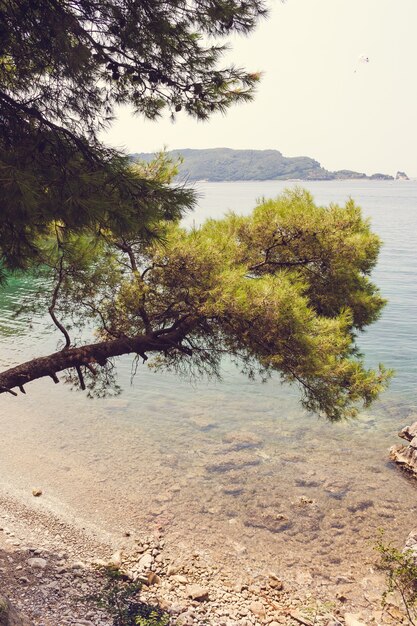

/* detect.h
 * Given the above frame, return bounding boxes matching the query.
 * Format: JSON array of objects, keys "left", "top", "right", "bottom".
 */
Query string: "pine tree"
[{"left": 0, "top": 0, "right": 265, "bottom": 274}]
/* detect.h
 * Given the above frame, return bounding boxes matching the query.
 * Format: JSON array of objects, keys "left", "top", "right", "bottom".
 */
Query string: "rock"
[
  {"left": 405, "top": 528, "right": 417, "bottom": 556},
  {"left": 27, "top": 557, "right": 47, "bottom": 569},
  {"left": 222, "top": 431, "right": 263, "bottom": 451},
  {"left": 249, "top": 601, "right": 266, "bottom": 619},
  {"left": 186, "top": 584, "right": 209, "bottom": 601},
  {"left": 205, "top": 452, "right": 261, "bottom": 473},
  {"left": 166, "top": 564, "right": 180, "bottom": 576},
  {"left": 344, "top": 614, "right": 367, "bottom": 626},
  {"left": 175, "top": 615, "right": 192, "bottom": 626},
  {"left": 109, "top": 550, "right": 122, "bottom": 568},
  {"left": 392, "top": 421, "right": 417, "bottom": 476},
  {"left": 399, "top": 421, "right": 417, "bottom": 442},
  {"left": 172, "top": 575, "right": 188, "bottom": 585},
  {"left": 244, "top": 509, "right": 292, "bottom": 533},
  {"left": 137, "top": 552, "right": 153, "bottom": 571},
  {"left": 347, "top": 500, "right": 374, "bottom": 513},
  {"left": 268, "top": 574, "right": 283, "bottom": 590},
  {"left": 396, "top": 171, "right": 410, "bottom": 180},
  {"left": 390, "top": 443, "right": 417, "bottom": 475},
  {"left": 190, "top": 415, "right": 217, "bottom": 431},
  {"left": 31, "top": 488, "right": 42, "bottom": 497},
  {"left": 0, "top": 595, "right": 32, "bottom": 626},
  {"left": 146, "top": 571, "right": 161, "bottom": 586}
]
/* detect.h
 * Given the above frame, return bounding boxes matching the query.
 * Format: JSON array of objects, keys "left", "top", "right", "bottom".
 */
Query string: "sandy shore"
[{"left": 0, "top": 482, "right": 410, "bottom": 626}]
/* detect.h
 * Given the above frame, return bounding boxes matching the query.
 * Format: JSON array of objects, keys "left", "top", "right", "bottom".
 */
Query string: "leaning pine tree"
[
  {"left": 0, "top": 1, "right": 390, "bottom": 418},
  {"left": 0, "top": 175, "right": 390, "bottom": 420}
]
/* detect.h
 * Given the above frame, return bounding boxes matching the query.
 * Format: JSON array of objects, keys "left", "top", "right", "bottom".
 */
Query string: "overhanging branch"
[{"left": 0, "top": 328, "right": 192, "bottom": 396}]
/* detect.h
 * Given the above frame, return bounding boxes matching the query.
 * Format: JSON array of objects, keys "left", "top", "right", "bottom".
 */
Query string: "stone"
[
  {"left": 399, "top": 420, "right": 417, "bottom": 441},
  {"left": 109, "top": 550, "right": 122, "bottom": 568},
  {"left": 137, "top": 552, "right": 153, "bottom": 571},
  {"left": 31, "top": 488, "right": 42, "bottom": 497},
  {"left": 190, "top": 415, "right": 217, "bottom": 431},
  {"left": 222, "top": 431, "right": 263, "bottom": 451},
  {"left": 172, "top": 575, "right": 188, "bottom": 585},
  {"left": 0, "top": 595, "right": 32, "bottom": 626},
  {"left": 244, "top": 509, "right": 292, "bottom": 533},
  {"left": 166, "top": 564, "right": 180, "bottom": 576},
  {"left": 249, "top": 601, "right": 266, "bottom": 619},
  {"left": 205, "top": 452, "right": 261, "bottom": 473},
  {"left": 27, "top": 557, "right": 47, "bottom": 569},
  {"left": 268, "top": 574, "right": 283, "bottom": 590},
  {"left": 344, "top": 614, "right": 367, "bottom": 626},
  {"left": 186, "top": 584, "right": 209, "bottom": 601},
  {"left": 390, "top": 443, "right": 417, "bottom": 475},
  {"left": 405, "top": 528, "right": 417, "bottom": 556},
  {"left": 392, "top": 420, "right": 417, "bottom": 476},
  {"left": 146, "top": 571, "right": 161, "bottom": 586}
]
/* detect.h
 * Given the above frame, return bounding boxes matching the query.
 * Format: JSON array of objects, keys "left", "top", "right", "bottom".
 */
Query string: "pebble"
[
  {"left": 137, "top": 552, "right": 153, "bottom": 571},
  {"left": 27, "top": 558, "right": 47, "bottom": 569},
  {"left": 186, "top": 584, "right": 209, "bottom": 601},
  {"left": 172, "top": 574, "right": 188, "bottom": 584},
  {"left": 249, "top": 600, "right": 266, "bottom": 619}
]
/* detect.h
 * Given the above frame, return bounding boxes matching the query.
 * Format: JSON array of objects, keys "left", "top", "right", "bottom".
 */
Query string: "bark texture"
[{"left": 0, "top": 329, "right": 187, "bottom": 396}]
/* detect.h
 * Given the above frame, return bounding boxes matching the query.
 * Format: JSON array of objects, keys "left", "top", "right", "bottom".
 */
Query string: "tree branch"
[{"left": 0, "top": 326, "right": 195, "bottom": 396}]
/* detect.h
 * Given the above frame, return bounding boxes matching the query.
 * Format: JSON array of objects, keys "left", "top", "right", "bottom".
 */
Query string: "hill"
[{"left": 132, "top": 148, "right": 394, "bottom": 182}]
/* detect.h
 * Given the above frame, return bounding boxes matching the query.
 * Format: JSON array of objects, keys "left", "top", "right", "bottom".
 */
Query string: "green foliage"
[
  {"left": 34, "top": 188, "right": 391, "bottom": 421},
  {"left": 92, "top": 567, "right": 169, "bottom": 626},
  {"left": 0, "top": 0, "right": 265, "bottom": 276},
  {"left": 375, "top": 533, "right": 417, "bottom": 625}
]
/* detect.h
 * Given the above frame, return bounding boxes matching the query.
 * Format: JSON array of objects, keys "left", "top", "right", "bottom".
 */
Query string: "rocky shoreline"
[
  {"left": 0, "top": 485, "right": 415, "bottom": 626},
  {"left": 389, "top": 419, "right": 417, "bottom": 476}
]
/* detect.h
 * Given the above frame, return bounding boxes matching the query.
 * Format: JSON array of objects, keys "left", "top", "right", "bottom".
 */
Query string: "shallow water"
[{"left": 0, "top": 180, "right": 416, "bottom": 584}]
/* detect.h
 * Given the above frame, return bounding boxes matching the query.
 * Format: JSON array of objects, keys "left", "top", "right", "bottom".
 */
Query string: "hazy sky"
[{"left": 102, "top": 0, "right": 417, "bottom": 176}]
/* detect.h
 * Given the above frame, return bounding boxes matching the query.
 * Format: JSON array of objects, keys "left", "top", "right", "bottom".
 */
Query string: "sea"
[{"left": 0, "top": 179, "right": 416, "bottom": 584}]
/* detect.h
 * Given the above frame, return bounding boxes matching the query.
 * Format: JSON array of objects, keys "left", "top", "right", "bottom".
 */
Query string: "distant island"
[{"left": 132, "top": 148, "right": 399, "bottom": 182}]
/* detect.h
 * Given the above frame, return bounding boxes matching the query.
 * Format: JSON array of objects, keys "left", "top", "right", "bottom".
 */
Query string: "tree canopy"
[
  {"left": 0, "top": 1, "right": 390, "bottom": 419},
  {"left": 0, "top": 0, "right": 265, "bottom": 275},
  {"left": 0, "top": 185, "right": 390, "bottom": 421}
]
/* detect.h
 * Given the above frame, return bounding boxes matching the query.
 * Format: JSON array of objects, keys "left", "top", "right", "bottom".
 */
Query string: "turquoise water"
[{"left": 0, "top": 180, "right": 416, "bottom": 585}]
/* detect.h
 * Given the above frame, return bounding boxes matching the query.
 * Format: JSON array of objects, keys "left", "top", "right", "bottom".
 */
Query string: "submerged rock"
[
  {"left": 390, "top": 420, "right": 417, "bottom": 476},
  {"left": 222, "top": 431, "right": 263, "bottom": 451},
  {"left": 244, "top": 509, "right": 292, "bottom": 533},
  {"left": 205, "top": 452, "right": 261, "bottom": 473}
]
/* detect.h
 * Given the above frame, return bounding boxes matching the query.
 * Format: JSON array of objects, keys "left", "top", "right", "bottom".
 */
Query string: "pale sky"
[{"left": 102, "top": 0, "right": 417, "bottom": 177}]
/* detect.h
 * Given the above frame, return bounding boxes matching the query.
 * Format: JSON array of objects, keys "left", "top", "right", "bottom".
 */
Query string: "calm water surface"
[{"left": 0, "top": 180, "right": 416, "bottom": 584}]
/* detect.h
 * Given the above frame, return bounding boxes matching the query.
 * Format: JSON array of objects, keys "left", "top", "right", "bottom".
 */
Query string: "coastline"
[{"left": 0, "top": 482, "right": 406, "bottom": 626}]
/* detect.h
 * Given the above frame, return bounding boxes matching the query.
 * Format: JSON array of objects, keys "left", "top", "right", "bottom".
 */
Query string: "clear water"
[{"left": 0, "top": 180, "right": 416, "bottom": 587}]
